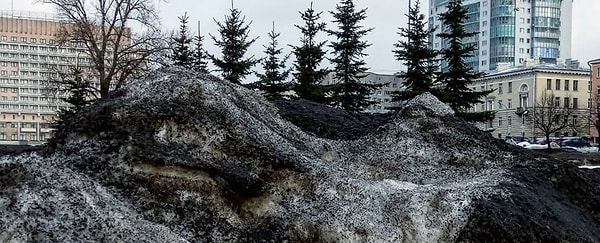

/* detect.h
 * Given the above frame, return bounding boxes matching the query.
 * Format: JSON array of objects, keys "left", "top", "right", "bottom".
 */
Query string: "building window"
[
  {"left": 508, "top": 116, "right": 512, "bottom": 126},
  {"left": 508, "top": 99, "right": 512, "bottom": 108},
  {"left": 546, "top": 79, "right": 552, "bottom": 90},
  {"left": 590, "top": 81, "right": 593, "bottom": 91},
  {"left": 573, "top": 80, "right": 578, "bottom": 91},
  {"left": 508, "top": 82, "right": 512, "bottom": 93},
  {"left": 0, "top": 133, "right": 5, "bottom": 140},
  {"left": 556, "top": 79, "right": 561, "bottom": 90},
  {"left": 30, "top": 38, "right": 36, "bottom": 43},
  {"left": 589, "top": 98, "right": 593, "bottom": 109},
  {"left": 555, "top": 97, "right": 560, "bottom": 107},
  {"left": 573, "top": 98, "right": 578, "bottom": 109},
  {"left": 498, "top": 100, "right": 503, "bottom": 109},
  {"left": 10, "top": 36, "right": 16, "bottom": 42},
  {"left": 498, "top": 117, "right": 503, "bottom": 126},
  {"left": 10, "top": 134, "right": 17, "bottom": 141},
  {"left": 564, "top": 80, "right": 569, "bottom": 91},
  {"left": 21, "top": 37, "right": 27, "bottom": 43},
  {"left": 498, "top": 84, "right": 503, "bottom": 94},
  {"left": 597, "top": 67, "right": 600, "bottom": 78},
  {"left": 564, "top": 97, "right": 569, "bottom": 108}
]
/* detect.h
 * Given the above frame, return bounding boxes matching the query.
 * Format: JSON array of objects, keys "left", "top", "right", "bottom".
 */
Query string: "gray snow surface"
[{"left": 0, "top": 68, "right": 527, "bottom": 242}]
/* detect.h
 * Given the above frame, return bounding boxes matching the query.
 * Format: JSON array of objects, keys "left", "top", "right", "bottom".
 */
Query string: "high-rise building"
[
  {"left": 428, "top": 0, "right": 573, "bottom": 72},
  {"left": 0, "top": 11, "right": 90, "bottom": 145}
]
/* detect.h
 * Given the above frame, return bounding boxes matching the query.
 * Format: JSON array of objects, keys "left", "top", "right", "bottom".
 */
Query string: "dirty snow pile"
[{"left": 1, "top": 67, "right": 598, "bottom": 242}]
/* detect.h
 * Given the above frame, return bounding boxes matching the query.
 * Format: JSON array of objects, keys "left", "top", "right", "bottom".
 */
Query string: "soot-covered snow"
[{"left": 0, "top": 67, "right": 598, "bottom": 242}]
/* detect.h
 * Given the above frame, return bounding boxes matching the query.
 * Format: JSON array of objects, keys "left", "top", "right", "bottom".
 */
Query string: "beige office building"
[
  {"left": 471, "top": 61, "right": 591, "bottom": 140},
  {"left": 0, "top": 11, "right": 90, "bottom": 145},
  {"left": 321, "top": 72, "right": 405, "bottom": 113}
]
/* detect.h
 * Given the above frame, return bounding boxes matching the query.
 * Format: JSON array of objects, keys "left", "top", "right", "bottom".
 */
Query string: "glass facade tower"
[{"left": 429, "top": 0, "right": 572, "bottom": 73}]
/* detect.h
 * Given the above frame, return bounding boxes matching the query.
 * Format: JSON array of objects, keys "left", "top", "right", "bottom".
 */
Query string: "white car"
[{"left": 516, "top": 141, "right": 560, "bottom": 150}]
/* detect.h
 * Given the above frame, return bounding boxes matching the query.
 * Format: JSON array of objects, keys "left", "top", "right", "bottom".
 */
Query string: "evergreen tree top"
[
  {"left": 295, "top": 2, "right": 327, "bottom": 46},
  {"left": 209, "top": 5, "right": 259, "bottom": 84}
]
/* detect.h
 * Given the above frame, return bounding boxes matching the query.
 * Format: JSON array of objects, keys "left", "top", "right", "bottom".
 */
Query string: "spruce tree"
[
  {"left": 171, "top": 12, "right": 194, "bottom": 68},
  {"left": 327, "top": 0, "right": 378, "bottom": 112},
  {"left": 209, "top": 6, "right": 258, "bottom": 84},
  {"left": 392, "top": 0, "right": 438, "bottom": 101},
  {"left": 436, "top": 0, "right": 494, "bottom": 121},
  {"left": 54, "top": 67, "right": 92, "bottom": 127},
  {"left": 290, "top": 2, "right": 329, "bottom": 103},
  {"left": 251, "top": 22, "right": 291, "bottom": 100},
  {"left": 191, "top": 31, "right": 209, "bottom": 73}
]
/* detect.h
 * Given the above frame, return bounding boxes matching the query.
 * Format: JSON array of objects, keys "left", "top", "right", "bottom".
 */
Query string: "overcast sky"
[{"left": 6, "top": 0, "right": 600, "bottom": 76}]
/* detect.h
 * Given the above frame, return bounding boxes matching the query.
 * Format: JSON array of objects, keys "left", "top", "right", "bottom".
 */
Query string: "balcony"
[
  {"left": 40, "top": 128, "right": 54, "bottom": 133},
  {"left": 20, "top": 127, "right": 36, "bottom": 133}
]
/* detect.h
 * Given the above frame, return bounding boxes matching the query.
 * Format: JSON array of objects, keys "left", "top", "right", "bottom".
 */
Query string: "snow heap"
[{"left": 1, "top": 67, "right": 598, "bottom": 242}]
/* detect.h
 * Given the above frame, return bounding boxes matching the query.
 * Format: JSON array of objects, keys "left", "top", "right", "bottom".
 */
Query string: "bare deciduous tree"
[
  {"left": 39, "top": 0, "right": 165, "bottom": 98},
  {"left": 528, "top": 92, "right": 586, "bottom": 150}
]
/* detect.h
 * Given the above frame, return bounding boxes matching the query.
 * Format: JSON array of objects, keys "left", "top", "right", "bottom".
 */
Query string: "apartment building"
[
  {"left": 588, "top": 58, "right": 600, "bottom": 140},
  {"left": 429, "top": 0, "right": 572, "bottom": 72},
  {"left": 0, "top": 11, "right": 90, "bottom": 145},
  {"left": 321, "top": 72, "right": 405, "bottom": 113},
  {"left": 470, "top": 62, "right": 591, "bottom": 140}
]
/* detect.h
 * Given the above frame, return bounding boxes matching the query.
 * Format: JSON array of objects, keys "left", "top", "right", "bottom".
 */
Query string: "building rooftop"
[
  {"left": 0, "top": 10, "right": 61, "bottom": 22},
  {"left": 588, "top": 58, "right": 600, "bottom": 65},
  {"left": 479, "top": 63, "right": 590, "bottom": 80}
]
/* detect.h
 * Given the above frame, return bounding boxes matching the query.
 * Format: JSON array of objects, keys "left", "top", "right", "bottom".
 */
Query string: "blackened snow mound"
[{"left": 1, "top": 67, "right": 598, "bottom": 242}]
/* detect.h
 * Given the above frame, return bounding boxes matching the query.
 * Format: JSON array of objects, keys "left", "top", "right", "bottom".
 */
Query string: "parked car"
[
  {"left": 534, "top": 137, "right": 563, "bottom": 145},
  {"left": 516, "top": 141, "right": 560, "bottom": 150},
  {"left": 560, "top": 137, "right": 599, "bottom": 153},
  {"left": 505, "top": 136, "right": 530, "bottom": 145}
]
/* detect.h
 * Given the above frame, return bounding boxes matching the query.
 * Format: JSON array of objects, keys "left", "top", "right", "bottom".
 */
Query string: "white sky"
[{"left": 4, "top": 0, "right": 600, "bottom": 77}]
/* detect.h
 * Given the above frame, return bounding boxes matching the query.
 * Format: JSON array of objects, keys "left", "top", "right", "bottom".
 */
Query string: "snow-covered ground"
[{"left": 579, "top": 165, "right": 600, "bottom": 169}]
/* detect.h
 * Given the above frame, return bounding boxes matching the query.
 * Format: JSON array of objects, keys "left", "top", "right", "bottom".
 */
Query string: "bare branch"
[{"left": 38, "top": 0, "right": 165, "bottom": 98}]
